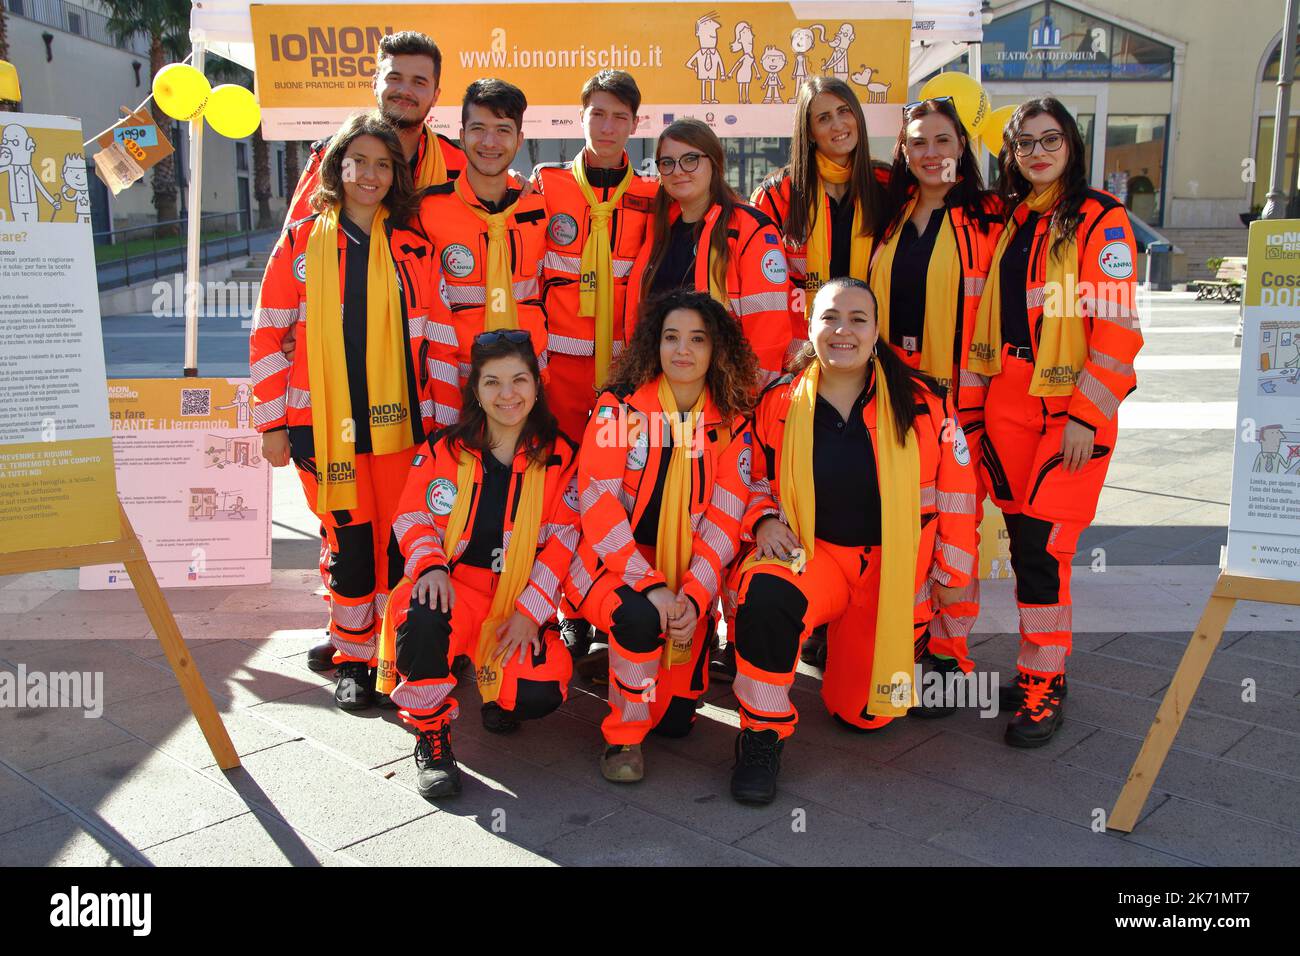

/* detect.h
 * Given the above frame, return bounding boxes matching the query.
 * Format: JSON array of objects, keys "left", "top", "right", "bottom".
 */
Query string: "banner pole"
[{"left": 182, "top": 29, "right": 207, "bottom": 377}]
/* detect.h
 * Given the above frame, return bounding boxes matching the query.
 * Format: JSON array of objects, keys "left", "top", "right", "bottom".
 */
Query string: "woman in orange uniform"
[
  {"left": 970, "top": 97, "right": 1143, "bottom": 747},
  {"left": 868, "top": 96, "right": 1003, "bottom": 704},
  {"left": 727, "top": 277, "right": 977, "bottom": 805},
  {"left": 385, "top": 332, "right": 579, "bottom": 799},
  {"left": 568, "top": 290, "right": 759, "bottom": 783},
  {"left": 624, "top": 119, "right": 791, "bottom": 385},
  {"left": 249, "top": 111, "right": 439, "bottom": 712}
]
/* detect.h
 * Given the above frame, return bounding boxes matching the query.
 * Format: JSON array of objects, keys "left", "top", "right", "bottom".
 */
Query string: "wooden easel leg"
[
  {"left": 118, "top": 504, "right": 240, "bottom": 770},
  {"left": 1108, "top": 579, "right": 1236, "bottom": 832}
]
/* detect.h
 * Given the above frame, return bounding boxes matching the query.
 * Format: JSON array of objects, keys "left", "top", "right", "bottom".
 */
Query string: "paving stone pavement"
[{"left": 1, "top": 292, "right": 1296, "bottom": 866}]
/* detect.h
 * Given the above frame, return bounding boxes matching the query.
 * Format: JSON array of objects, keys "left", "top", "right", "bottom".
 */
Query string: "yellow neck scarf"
[
  {"left": 967, "top": 181, "right": 1086, "bottom": 395},
  {"left": 869, "top": 198, "right": 961, "bottom": 389},
  {"left": 806, "top": 154, "right": 872, "bottom": 295},
  {"left": 414, "top": 127, "right": 449, "bottom": 189},
  {"left": 304, "top": 204, "right": 412, "bottom": 512},
  {"left": 574, "top": 152, "right": 634, "bottom": 387},
  {"left": 689, "top": 204, "right": 730, "bottom": 306},
  {"left": 442, "top": 444, "right": 548, "bottom": 702},
  {"left": 655, "top": 376, "right": 706, "bottom": 668},
  {"left": 455, "top": 175, "right": 520, "bottom": 330}
]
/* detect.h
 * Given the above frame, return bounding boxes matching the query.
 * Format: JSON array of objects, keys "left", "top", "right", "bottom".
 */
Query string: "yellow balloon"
[
  {"left": 918, "top": 71, "right": 990, "bottom": 138},
  {"left": 152, "top": 63, "right": 210, "bottom": 122},
  {"left": 979, "top": 105, "right": 1018, "bottom": 156},
  {"left": 205, "top": 85, "right": 262, "bottom": 139}
]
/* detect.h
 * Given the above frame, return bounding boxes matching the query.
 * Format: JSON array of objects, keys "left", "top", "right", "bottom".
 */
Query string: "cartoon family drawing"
[
  {"left": 685, "top": 16, "right": 888, "bottom": 107},
  {"left": 60, "top": 154, "right": 91, "bottom": 224},
  {"left": 0, "top": 123, "right": 62, "bottom": 222}
]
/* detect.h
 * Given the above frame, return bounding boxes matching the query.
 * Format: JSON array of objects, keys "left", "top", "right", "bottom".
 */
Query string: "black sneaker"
[
  {"left": 560, "top": 617, "right": 593, "bottom": 659},
  {"left": 1000, "top": 671, "right": 1069, "bottom": 710},
  {"left": 1004, "top": 673, "right": 1066, "bottom": 748},
  {"left": 730, "top": 729, "right": 784, "bottom": 805},
  {"left": 481, "top": 701, "right": 520, "bottom": 735},
  {"left": 414, "top": 725, "right": 462, "bottom": 799},
  {"left": 800, "top": 624, "right": 828, "bottom": 668},
  {"left": 911, "top": 653, "right": 963, "bottom": 719},
  {"left": 307, "top": 637, "right": 336, "bottom": 672},
  {"left": 334, "top": 660, "right": 373, "bottom": 711}
]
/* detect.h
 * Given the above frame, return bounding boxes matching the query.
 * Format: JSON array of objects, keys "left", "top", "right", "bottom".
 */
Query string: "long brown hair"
[
  {"left": 883, "top": 97, "right": 988, "bottom": 237},
  {"left": 641, "top": 119, "right": 737, "bottom": 296},
  {"left": 311, "top": 111, "right": 418, "bottom": 225},
  {"left": 782, "top": 77, "right": 887, "bottom": 246},
  {"left": 607, "top": 290, "right": 759, "bottom": 421},
  {"left": 440, "top": 335, "right": 558, "bottom": 466},
  {"left": 997, "top": 97, "right": 1090, "bottom": 260}
]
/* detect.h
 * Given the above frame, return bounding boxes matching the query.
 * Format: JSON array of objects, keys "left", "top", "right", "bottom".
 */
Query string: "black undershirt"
[
  {"left": 812, "top": 379, "right": 882, "bottom": 548},
  {"left": 651, "top": 218, "right": 701, "bottom": 296},
  {"left": 459, "top": 452, "right": 513, "bottom": 569},
  {"left": 632, "top": 417, "right": 683, "bottom": 546},
  {"left": 827, "top": 192, "right": 856, "bottom": 279},
  {"left": 584, "top": 163, "right": 628, "bottom": 198},
  {"left": 889, "top": 207, "right": 945, "bottom": 355},
  {"left": 339, "top": 212, "right": 373, "bottom": 455},
  {"left": 999, "top": 211, "right": 1039, "bottom": 351},
  {"left": 479, "top": 186, "right": 523, "bottom": 215}
]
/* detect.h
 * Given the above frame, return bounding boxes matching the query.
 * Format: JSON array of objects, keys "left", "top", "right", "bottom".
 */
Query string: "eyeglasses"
[
  {"left": 1012, "top": 132, "right": 1065, "bottom": 157},
  {"left": 903, "top": 95, "right": 953, "bottom": 115},
  {"left": 656, "top": 152, "right": 708, "bottom": 175},
  {"left": 474, "top": 329, "right": 532, "bottom": 347}
]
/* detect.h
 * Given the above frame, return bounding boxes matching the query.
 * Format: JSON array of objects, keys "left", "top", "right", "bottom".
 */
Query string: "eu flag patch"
[
  {"left": 1104, "top": 226, "right": 1124, "bottom": 240},
  {"left": 764, "top": 233, "right": 778, "bottom": 244},
  {"left": 744, "top": 432, "right": 752, "bottom": 443}
]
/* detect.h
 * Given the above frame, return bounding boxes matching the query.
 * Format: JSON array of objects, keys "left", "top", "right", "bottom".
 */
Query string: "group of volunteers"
[{"left": 249, "top": 30, "right": 1143, "bottom": 806}]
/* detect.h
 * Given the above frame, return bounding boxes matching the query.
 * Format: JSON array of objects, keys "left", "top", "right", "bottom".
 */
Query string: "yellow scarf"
[
  {"left": 967, "top": 181, "right": 1087, "bottom": 395},
  {"left": 573, "top": 152, "right": 634, "bottom": 387},
  {"left": 414, "top": 126, "right": 449, "bottom": 189},
  {"left": 455, "top": 175, "right": 520, "bottom": 330},
  {"left": 747, "top": 358, "right": 920, "bottom": 716},
  {"left": 655, "top": 376, "right": 705, "bottom": 668},
  {"left": 805, "top": 154, "right": 872, "bottom": 296},
  {"left": 444, "top": 445, "right": 548, "bottom": 702},
  {"left": 304, "top": 204, "right": 412, "bottom": 512},
  {"left": 868, "top": 198, "right": 961, "bottom": 389}
]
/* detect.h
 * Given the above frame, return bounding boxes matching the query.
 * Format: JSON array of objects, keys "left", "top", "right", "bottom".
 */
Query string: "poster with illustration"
[{"left": 79, "top": 379, "right": 273, "bottom": 589}]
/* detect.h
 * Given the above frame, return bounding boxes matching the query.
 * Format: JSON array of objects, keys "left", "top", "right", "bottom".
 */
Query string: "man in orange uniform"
[
  {"left": 418, "top": 79, "right": 550, "bottom": 418},
  {"left": 285, "top": 31, "right": 465, "bottom": 226}
]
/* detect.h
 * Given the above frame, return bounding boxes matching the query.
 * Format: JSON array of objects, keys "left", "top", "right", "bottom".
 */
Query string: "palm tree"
[
  {"left": 0, "top": 1, "right": 18, "bottom": 111},
  {"left": 104, "top": 0, "right": 190, "bottom": 230}
]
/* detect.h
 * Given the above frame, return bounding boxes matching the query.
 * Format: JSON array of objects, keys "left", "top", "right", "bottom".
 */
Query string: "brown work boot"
[{"left": 599, "top": 743, "right": 644, "bottom": 783}]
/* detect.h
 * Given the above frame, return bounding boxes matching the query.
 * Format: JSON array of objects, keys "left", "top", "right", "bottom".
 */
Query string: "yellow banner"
[
  {"left": 0, "top": 438, "right": 119, "bottom": 551},
  {"left": 1245, "top": 219, "right": 1300, "bottom": 308},
  {"left": 249, "top": 2, "right": 911, "bottom": 139}
]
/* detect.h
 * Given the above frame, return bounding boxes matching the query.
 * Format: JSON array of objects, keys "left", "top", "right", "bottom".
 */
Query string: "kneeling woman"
[
  {"left": 728, "top": 277, "right": 977, "bottom": 805},
  {"left": 567, "top": 290, "right": 758, "bottom": 783},
  {"left": 385, "top": 333, "right": 580, "bottom": 799}
]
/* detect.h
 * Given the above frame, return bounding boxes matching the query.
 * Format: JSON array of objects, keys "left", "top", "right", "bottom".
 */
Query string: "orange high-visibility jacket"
[
  {"left": 565, "top": 377, "right": 752, "bottom": 617},
  {"left": 742, "top": 370, "right": 979, "bottom": 603},
  {"left": 391, "top": 432, "right": 581, "bottom": 627},
  {"left": 248, "top": 213, "right": 442, "bottom": 437},
  {"left": 284, "top": 131, "right": 466, "bottom": 227},
  {"left": 624, "top": 202, "right": 793, "bottom": 382},
  {"left": 530, "top": 158, "right": 659, "bottom": 357},
  {"left": 416, "top": 179, "right": 550, "bottom": 417},
  {"left": 975, "top": 188, "right": 1144, "bottom": 432}
]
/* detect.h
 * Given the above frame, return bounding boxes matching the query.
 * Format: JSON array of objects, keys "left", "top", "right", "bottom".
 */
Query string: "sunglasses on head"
[
  {"left": 474, "top": 329, "right": 532, "bottom": 347},
  {"left": 903, "top": 95, "right": 954, "bottom": 115}
]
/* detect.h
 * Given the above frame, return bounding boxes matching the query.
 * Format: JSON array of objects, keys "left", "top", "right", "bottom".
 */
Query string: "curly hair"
[{"left": 606, "top": 290, "right": 759, "bottom": 420}]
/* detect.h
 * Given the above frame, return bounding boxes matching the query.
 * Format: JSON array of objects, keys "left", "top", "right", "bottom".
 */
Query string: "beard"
[{"left": 380, "top": 99, "right": 427, "bottom": 130}]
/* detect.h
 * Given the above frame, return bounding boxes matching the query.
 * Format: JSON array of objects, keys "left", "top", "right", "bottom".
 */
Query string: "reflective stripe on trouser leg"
[
  {"left": 390, "top": 575, "right": 461, "bottom": 731},
  {"left": 578, "top": 576, "right": 665, "bottom": 745}
]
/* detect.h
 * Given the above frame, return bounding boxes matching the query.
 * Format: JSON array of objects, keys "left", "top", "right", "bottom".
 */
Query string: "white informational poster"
[
  {"left": 1223, "top": 219, "right": 1300, "bottom": 582},
  {"left": 79, "top": 379, "right": 273, "bottom": 589}
]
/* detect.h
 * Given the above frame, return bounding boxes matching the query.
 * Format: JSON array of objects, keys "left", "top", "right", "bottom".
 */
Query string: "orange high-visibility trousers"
[
  {"left": 577, "top": 545, "right": 716, "bottom": 746},
  {"left": 546, "top": 352, "right": 598, "bottom": 446},
  {"left": 981, "top": 351, "right": 1117, "bottom": 676},
  {"left": 388, "top": 564, "right": 573, "bottom": 731},
  {"left": 293, "top": 444, "right": 416, "bottom": 664},
  {"left": 924, "top": 467, "right": 986, "bottom": 671},
  {"left": 731, "top": 542, "right": 928, "bottom": 739}
]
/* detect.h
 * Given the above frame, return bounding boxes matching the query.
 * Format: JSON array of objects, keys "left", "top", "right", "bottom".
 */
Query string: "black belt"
[{"left": 1005, "top": 344, "right": 1034, "bottom": 361}]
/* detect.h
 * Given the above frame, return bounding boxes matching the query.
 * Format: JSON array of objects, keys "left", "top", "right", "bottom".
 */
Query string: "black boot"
[
  {"left": 371, "top": 668, "right": 396, "bottom": 710},
  {"left": 414, "top": 725, "right": 462, "bottom": 799},
  {"left": 730, "top": 729, "right": 784, "bottom": 805},
  {"left": 709, "top": 640, "right": 736, "bottom": 683},
  {"left": 334, "top": 660, "right": 373, "bottom": 711},
  {"left": 1000, "top": 670, "right": 1068, "bottom": 710},
  {"left": 1004, "top": 673, "right": 1066, "bottom": 748},
  {"left": 800, "top": 623, "right": 828, "bottom": 668},
  {"left": 481, "top": 701, "right": 520, "bottom": 735},
  {"left": 306, "top": 637, "right": 336, "bottom": 672},
  {"left": 560, "top": 616, "right": 593, "bottom": 659},
  {"left": 911, "top": 653, "right": 963, "bottom": 719}
]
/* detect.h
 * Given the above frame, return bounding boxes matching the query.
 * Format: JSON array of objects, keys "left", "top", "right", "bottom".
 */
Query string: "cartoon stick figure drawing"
[
  {"left": 229, "top": 495, "right": 247, "bottom": 519},
  {"left": 0, "top": 124, "right": 62, "bottom": 222},
  {"left": 686, "top": 12, "right": 725, "bottom": 105},
  {"left": 760, "top": 46, "right": 787, "bottom": 104},
  {"left": 218, "top": 383, "right": 254, "bottom": 431},
  {"left": 1253, "top": 424, "right": 1291, "bottom": 474},
  {"left": 728, "top": 21, "right": 756, "bottom": 104},
  {"left": 60, "top": 154, "right": 91, "bottom": 223},
  {"left": 789, "top": 27, "right": 815, "bottom": 103},
  {"left": 820, "top": 23, "right": 856, "bottom": 83}
]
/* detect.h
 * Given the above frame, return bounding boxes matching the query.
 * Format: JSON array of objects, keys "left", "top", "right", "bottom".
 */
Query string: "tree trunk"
[
  {"left": 252, "top": 129, "right": 272, "bottom": 228},
  {"left": 149, "top": 34, "right": 179, "bottom": 234},
  {"left": 284, "top": 140, "right": 301, "bottom": 191}
]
